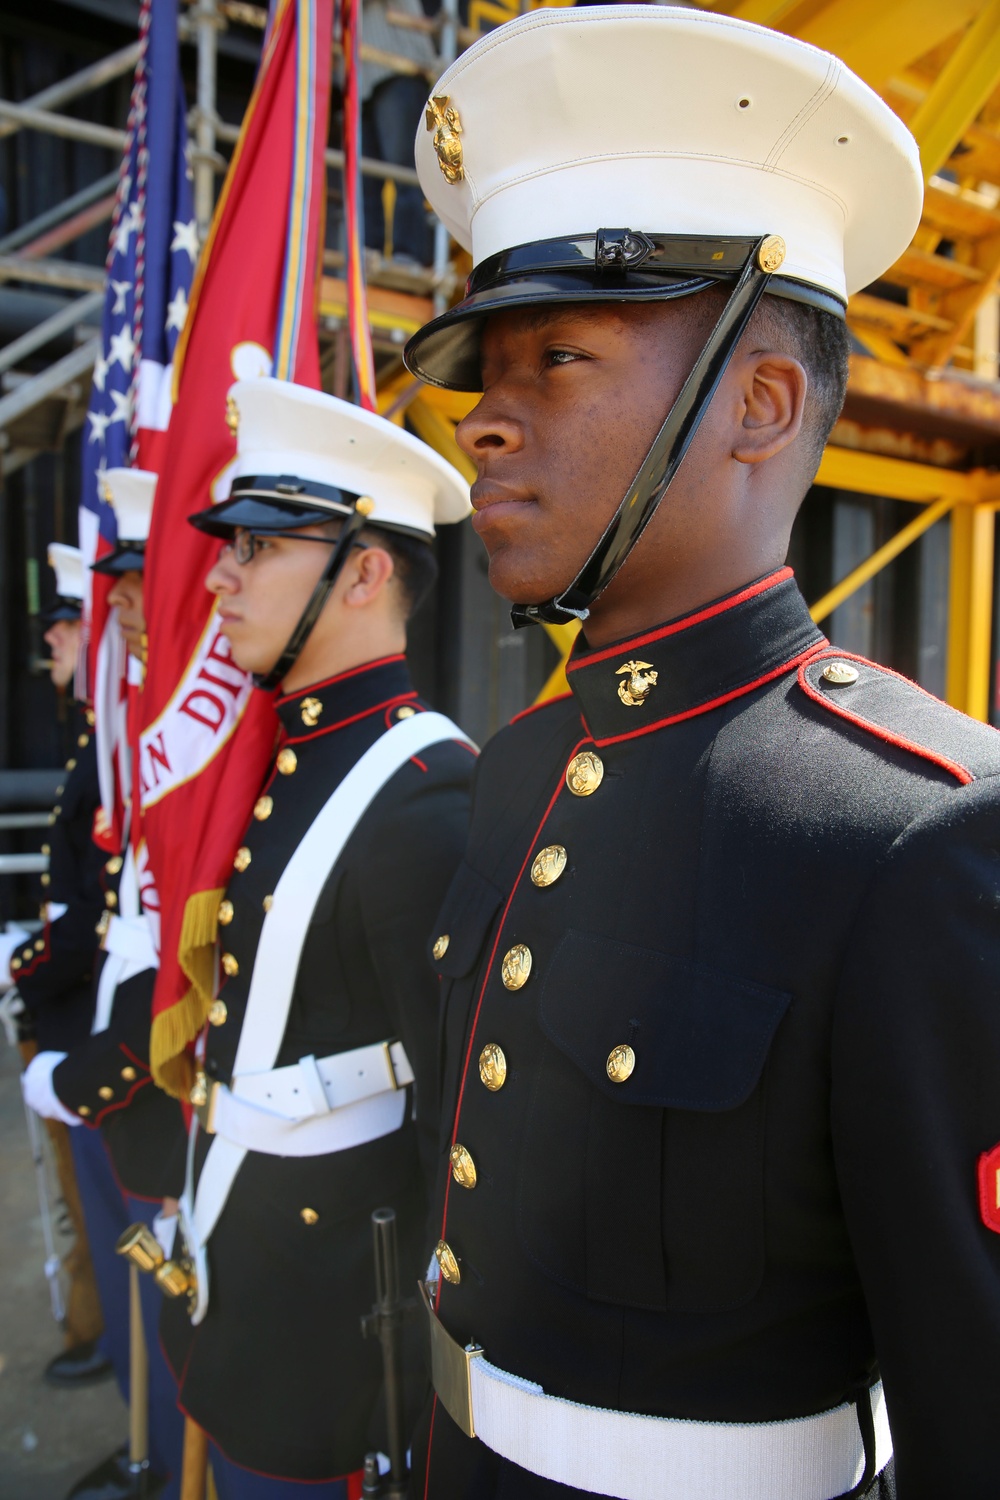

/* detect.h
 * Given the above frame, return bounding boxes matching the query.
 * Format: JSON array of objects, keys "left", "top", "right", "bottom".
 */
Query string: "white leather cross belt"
[
  {"left": 420, "top": 1283, "right": 892, "bottom": 1500},
  {"left": 198, "top": 1038, "right": 413, "bottom": 1158},
  {"left": 103, "top": 912, "right": 158, "bottom": 969}
]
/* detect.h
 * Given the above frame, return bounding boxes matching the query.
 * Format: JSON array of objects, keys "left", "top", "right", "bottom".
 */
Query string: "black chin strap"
[
  {"left": 253, "top": 497, "right": 374, "bottom": 692},
  {"left": 511, "top": 237, "right": 777, "bottom": 629}
]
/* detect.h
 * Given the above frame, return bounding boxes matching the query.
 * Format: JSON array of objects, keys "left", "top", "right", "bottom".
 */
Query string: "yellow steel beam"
[
  {"left": 793, "top": 0, "right": 982, "bottom": 91},
  {"left": 815, "top": 444, "right": 981, "bottom": 503},
  {"left": 536, "top": 620, "right": 580, "bottom": 703},
  {"left": 722, "top": 0, "right": 803, "bottom": 24},
  {"left": 406, "top": 396, "right": 476, "bottom": 483},
  {"left": 809, "top": 495, "right": 956, "bottom": 624},
  {"left": 907, "top": 0, "right": 1000, "bottom": 181},
  {"left": 946, "top": 501, "right": 996, "bottom": 719}
]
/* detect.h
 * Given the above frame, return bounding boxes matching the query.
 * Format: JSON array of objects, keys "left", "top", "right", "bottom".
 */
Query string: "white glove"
[
  {"left": 0, "top": 986, "right": 25, "bottom": 1047},
  {"left": 0, "top": 925, "right": 31, "bottom": 987},
  {"left": 21, "top": 1051, "right": 83, "bottom": 1127}
]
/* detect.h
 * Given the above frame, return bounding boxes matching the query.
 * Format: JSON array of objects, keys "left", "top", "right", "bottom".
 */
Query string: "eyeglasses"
[{"left": 221, "top": 529, "right": 368, "bottom": 566}]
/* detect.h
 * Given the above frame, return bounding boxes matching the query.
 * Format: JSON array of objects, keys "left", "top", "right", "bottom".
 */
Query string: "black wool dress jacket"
[
  {"left": 14, "top": 709, "right": 105, "bottom": 1052},
  {"left": 416, "top": 568, "right": 1000, "bottom": 1500},
  {"left": 160, "top": 656, "right": 475, "bottom": 1482}
]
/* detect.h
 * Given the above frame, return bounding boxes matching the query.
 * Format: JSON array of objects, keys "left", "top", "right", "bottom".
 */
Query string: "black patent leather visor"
[
  {"left": 186, "top": 485, "right": 358, "bottom": 539},
  {"left": 404, "top": 229, "right": 843, "bottom": 391},
  {"left": 91, "top": 541, "right": 147, "bottom": 575}
]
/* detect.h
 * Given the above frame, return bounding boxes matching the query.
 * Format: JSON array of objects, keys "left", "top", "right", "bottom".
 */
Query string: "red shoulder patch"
[{"left": 977, "top": 1145, "right": 1000, "bottom": 1233}]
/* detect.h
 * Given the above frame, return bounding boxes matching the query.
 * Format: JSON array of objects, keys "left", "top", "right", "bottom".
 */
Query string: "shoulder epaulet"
[{"left": 798, "top": 650, "right": 1000, "bottom": 785}]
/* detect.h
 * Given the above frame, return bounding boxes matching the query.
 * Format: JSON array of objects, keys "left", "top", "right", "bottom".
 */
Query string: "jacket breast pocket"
[{"left": 517, "top": 930, "right": 790, "bottom": 1314}]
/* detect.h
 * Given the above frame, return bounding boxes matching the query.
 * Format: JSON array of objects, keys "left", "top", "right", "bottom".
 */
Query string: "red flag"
[{"left": 140, "top": 0, "right": 333, "bottom": 1096}]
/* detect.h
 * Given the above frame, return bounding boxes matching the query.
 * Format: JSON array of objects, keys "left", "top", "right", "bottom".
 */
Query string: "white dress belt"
[
  {"left": 468, "top": 1358, "right": 891, "bottom": 1500},
  {"left": 205, "top": 1039, "right": 413, "bottom": 1157}
]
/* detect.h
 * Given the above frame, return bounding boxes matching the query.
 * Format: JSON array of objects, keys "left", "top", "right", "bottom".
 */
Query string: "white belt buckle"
[{"left": 419, "top": 1280, "right": 483, "bottom": 1438}]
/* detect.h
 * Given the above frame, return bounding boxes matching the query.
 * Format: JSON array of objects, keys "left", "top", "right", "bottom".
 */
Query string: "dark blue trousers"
[{"left": 69, "top": 1126, "right": 184, "bottom": 1498}]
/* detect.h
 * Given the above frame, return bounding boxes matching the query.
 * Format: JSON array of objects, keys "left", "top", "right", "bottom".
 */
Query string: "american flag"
[{"left": 77, "top": 0, "right": 194, "bottom": 844}]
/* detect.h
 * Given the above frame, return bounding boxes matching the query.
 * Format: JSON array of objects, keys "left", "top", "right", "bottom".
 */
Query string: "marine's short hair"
[
  {"left": 752, "top": 296, "right": 851, "bottom": 474},
  {"left": 375, "top": 529, "right": 439, "bottom": 620}
]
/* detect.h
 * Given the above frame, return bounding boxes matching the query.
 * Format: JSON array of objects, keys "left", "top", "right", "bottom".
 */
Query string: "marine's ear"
[{"left": 731, "top": 351, "right": 807, "bottom": 466}]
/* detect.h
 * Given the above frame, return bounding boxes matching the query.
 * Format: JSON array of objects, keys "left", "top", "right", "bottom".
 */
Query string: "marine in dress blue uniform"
[
  {"left": 156, "top": 381, "right": 474, "bottom": 1497},
  {"left": 24, "top": 475, "right": 187, "bottom": 1500},
  {"left": 402, "top": 8, "right": 1000, "bottom": 1498},
  {"left": 12, "top": 543, "right": 108, "bottom": 1387}
]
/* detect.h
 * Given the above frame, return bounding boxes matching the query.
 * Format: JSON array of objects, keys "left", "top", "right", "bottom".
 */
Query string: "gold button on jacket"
[
  {"left": 565, "top": 750, "right": 604, "bottom": 796},
  {"left": 531, "top": 845, "right": 567, "bottom": 887},
  {"left": 450, "top": 1144, "right": 477, "bottom": 1189},
  {"left": 435, "top": 1240, "right": 461, "bottom": 1284},
  {"left": 607, "top": 1044, "right": 636, "bottom": 1083},
  {"left": 479, "top": 1043, "right": 507, "bottom": 1090},
  {"left": 501, "top": 944, "right": 532, "bottom": 990}
]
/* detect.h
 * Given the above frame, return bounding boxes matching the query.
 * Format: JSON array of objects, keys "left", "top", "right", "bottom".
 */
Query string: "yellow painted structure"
[{"left": 364, "top": 0, "right": 1000, "bottom": 720}]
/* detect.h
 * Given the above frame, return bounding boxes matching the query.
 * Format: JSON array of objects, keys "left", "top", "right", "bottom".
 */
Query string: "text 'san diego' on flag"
[{"left": 139, "top": 0, "right": 333, "bottom": 1096}]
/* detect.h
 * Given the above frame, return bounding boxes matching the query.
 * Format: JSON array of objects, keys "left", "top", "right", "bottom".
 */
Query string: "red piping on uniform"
[
  {"left": 567, "top": 567, "right": 793, "bottom": 671},
  {"left": 92, "top": 1073, "right": 152, "bottom": 1126},
  {"left": 410, "top": 756, "right": 428, "bottom": 773},
  {"left": 274, "top": 653, "right": 406, "bottom": 704},
  {"left": 284, "top": 693, "right": 419, "bottom": 745},
  {"left": 589, "top": 643, "right": 825, "bottom": 747},
  {"left": 119, "top": 1042, "right": 150, "bottom": 1073},
  {"left": 798, "top": 650, "right": 975, "bottom": 785},
  {"left": 509, "top": 691, "right": 573, "bottom": 725},
  {"left": 435, "top": 736, "right": 591, "bottom": 1311}
]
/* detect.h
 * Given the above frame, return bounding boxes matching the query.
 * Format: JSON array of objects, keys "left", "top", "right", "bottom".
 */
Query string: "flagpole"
[{"left": 192, "top": 0, "right": 220, "bottom": 240}]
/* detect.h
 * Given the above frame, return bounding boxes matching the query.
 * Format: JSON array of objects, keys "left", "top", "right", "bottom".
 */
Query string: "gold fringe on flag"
[{"left": 150, "top": 886, "right": 224, "bottom": 1098}]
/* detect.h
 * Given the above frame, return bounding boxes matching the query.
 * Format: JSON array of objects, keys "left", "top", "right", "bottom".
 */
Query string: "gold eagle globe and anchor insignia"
[
  {"left": 425, "top": 95, "right": 464, "bottom": 184},
  {"left": 616, "top": 660, "right": 659, "bottom": 707}
]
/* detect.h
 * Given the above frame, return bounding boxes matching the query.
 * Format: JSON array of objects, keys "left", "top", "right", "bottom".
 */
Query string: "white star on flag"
[
  {"left": 93, "top": 352, "right": 109, "bottom": 393},
  {"left": 88, "top": 409, "right": 112, "bottom": 443},
  {"left": 166, "top": 284, "right": 189, "bottom": 333},
  {"left": 109, "top": 325, "right": 137, "bottom": 372},
  {"left": 171, "top": 219, "right": 199, "bottom": 262},
  {"left": 114, "top": 215, "right": 133, "bottom": 257},
  {"left": 110, "top": 389, "right": 133, "bottom": 425},
  {"left": 111, "top": 280, "right": 132, "bottom": 315}
]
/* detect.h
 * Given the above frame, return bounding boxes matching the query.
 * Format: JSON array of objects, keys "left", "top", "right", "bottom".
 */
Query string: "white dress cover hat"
[
  {"left": 91, "top": 468, "right": 158, "bottom": 575},
  {"left": 404, "top": 4, "right": 922, "bottom": 391},
  {"left": 189, "top": 378, "right": 470, "bottom": 542},
  {"left": 188, "top": 380, "right": 471, "bottom": 691},
  {"left": 47, "top": 543, "right": 84, "bottom": 603}
]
